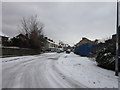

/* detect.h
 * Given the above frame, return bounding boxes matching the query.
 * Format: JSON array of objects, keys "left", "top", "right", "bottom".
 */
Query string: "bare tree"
[{"left": 19, "top": 15, "right": 46, "bottom": 50}]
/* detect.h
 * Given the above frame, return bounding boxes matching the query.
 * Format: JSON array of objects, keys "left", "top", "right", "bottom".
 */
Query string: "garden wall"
[{"left": 1, "top": 47, "right": 40, "bottom": 57}]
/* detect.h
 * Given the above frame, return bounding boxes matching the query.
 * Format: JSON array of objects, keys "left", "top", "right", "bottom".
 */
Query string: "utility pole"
[{"left": 115, "top": 0, "right": 119, "bottom": 76}]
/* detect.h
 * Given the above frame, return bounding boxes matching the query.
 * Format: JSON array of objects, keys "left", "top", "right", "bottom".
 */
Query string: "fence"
[{"left": 0, "top": 47, "right": 40, "bottom": 57}]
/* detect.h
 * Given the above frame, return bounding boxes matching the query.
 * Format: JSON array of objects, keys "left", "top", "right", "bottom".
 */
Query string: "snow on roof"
[
  {"left": 0, "top": 31, "right": 9, "bottom": 37},
  {"left": 47, "top": 40, "right": 58, "bottom": 45}
]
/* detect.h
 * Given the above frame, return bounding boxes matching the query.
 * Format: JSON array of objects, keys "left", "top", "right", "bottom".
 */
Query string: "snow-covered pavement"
[{"left": 2, "top": 52, "right": 118, "bottom": 88}]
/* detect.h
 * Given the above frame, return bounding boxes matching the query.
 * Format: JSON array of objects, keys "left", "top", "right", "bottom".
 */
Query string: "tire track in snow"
[
  {"left": 3, "top": 53, "right": 87, "bottom": 88},
  {"left": 2, "top": 53, "right": 60, "bottom": 88},
  {"left": 47, "top": 55, "right": 87, "bottom": 88},
  {"left": 2, "top": 56, "right": 48, "bottom": 88}
]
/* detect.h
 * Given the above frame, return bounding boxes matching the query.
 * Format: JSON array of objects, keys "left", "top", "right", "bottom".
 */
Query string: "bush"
[
  {"left": 96, "top": 47, "right": 115, "bottom": 70},
  {"left": 95, "top": 38, "right": 119, "bottom": 71}
]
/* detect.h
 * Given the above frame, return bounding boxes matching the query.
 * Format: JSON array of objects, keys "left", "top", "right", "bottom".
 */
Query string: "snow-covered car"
[
  {"left": 66, "top": 49, "right": 71, "bottom": 54},
  {"left": 56, "top": 48, "right": 64, "bottom": 53}
]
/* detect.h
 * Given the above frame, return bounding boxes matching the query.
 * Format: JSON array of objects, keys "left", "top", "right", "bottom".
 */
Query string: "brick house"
[{"left": 0, "top": 32, "right": 9, "bottom": 46}]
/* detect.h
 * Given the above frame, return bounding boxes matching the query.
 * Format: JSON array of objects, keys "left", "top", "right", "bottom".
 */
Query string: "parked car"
[
  {"left": 56, "top": 48, "right": 64, "bottom": 53},
  {"left": 66, "top": 49, "right": 71, "bottom": 54},
  {"left": 56, "top": 49, "right": 61, "bottom": 53}
]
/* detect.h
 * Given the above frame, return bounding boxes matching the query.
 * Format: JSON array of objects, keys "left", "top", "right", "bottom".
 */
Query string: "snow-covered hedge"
[
  {"left": 96, "top": 47, "right": 115, "bottom": 70},
  {"left": 95, "top": 37, "right": 119, "bottom": 71}
]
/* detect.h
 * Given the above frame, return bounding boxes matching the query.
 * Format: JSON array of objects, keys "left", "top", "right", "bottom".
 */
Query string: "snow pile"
[
  {"left": 56, "top": 52, "right": 118, "bottom": 88},
  {"left": 42, "top": 52, "right": 57, "bottom": 56}
]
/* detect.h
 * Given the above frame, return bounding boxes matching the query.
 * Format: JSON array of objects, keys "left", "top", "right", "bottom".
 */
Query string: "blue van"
[{"left": 74, "top": 43, "right": 94, "bottom": 56}]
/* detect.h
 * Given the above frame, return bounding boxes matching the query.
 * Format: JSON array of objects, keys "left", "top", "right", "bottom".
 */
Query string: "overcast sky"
[{"left": 2, "top": 2, "right": 118, "bottom": 46}]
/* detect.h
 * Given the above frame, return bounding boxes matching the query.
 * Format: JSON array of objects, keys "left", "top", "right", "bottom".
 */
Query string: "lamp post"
[{"left": 115, "top": 0, "right": 119, "bottom": 76}]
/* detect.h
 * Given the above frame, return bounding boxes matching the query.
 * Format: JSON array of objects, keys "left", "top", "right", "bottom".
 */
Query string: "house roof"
[
  {"left": 76, "top": 37, "right": 93, "bottom": 46},
  {"left": 0, "top": 31, "right": 9, "bottom": 37},
  {"left": 16, "top": 34, "right": 29, "bottom": 39},
  {"left": 46, "top": 38, "right": 58, "bottom": 45}
]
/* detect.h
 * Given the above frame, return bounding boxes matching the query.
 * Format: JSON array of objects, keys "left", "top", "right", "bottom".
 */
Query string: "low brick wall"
[{"left": 1, "top": 47, "right": 40, "bottom": 57}]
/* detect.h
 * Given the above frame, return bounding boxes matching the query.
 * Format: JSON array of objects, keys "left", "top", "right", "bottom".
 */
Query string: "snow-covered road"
[
  {"left": 2, "top": 53, "right": 86, "bottom": 88},
  {"left": 2, "top": 52, "right": 118, "bottom": 88}
]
